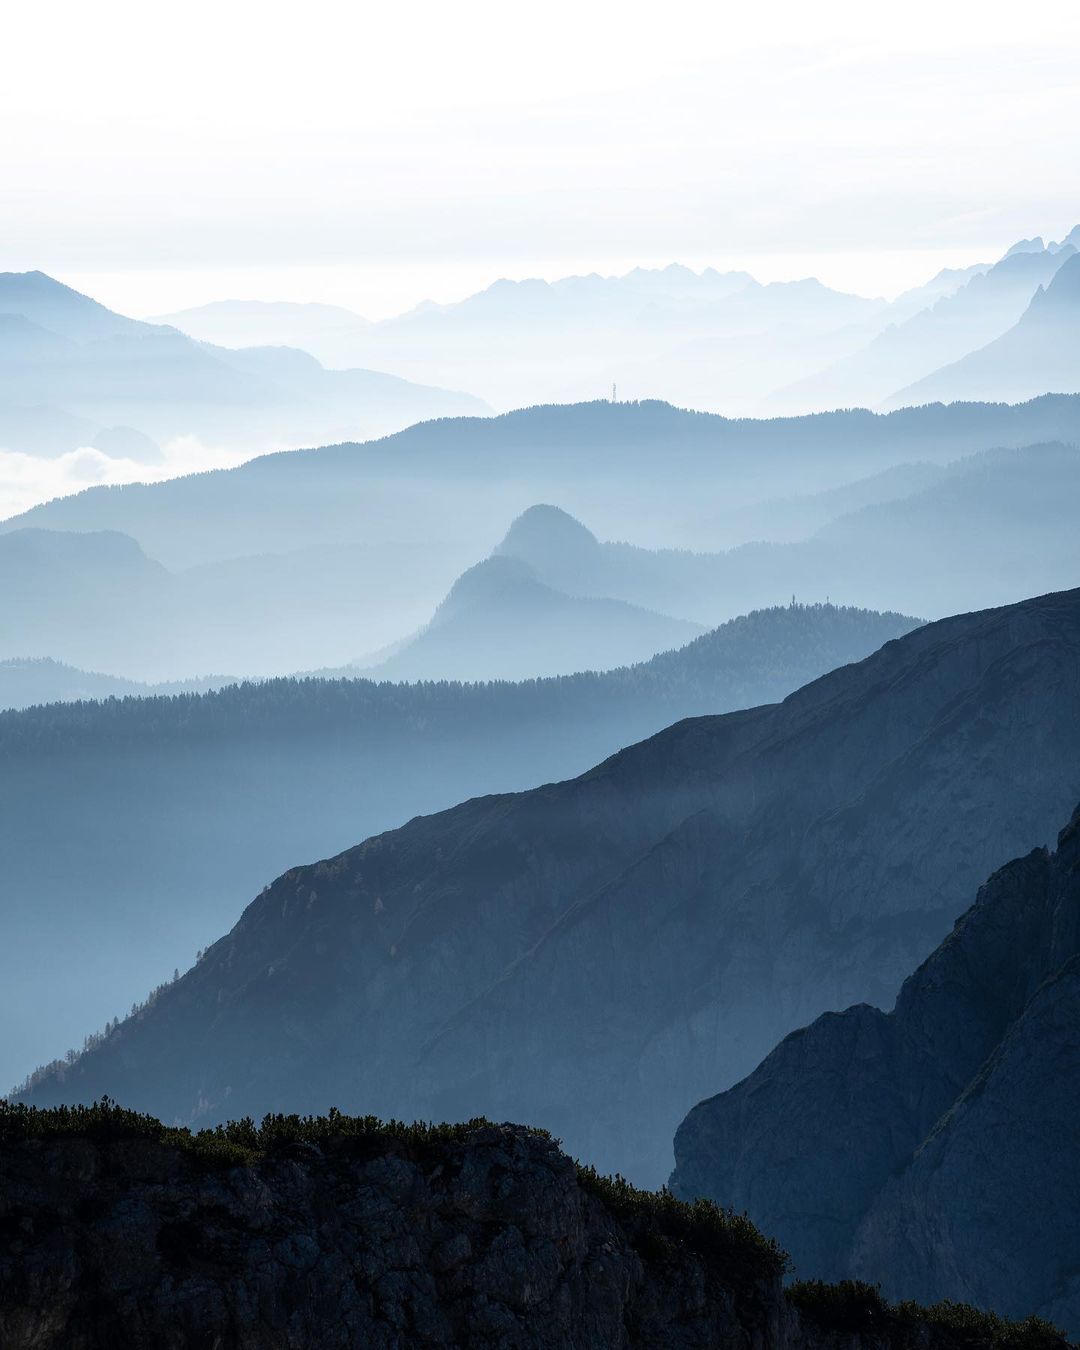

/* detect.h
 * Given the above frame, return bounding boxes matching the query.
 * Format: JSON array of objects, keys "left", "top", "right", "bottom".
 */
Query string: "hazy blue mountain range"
[
  {"left": 671, "top": 803, "right": 1080, "bottom": 1336},
  {"left": 6, "top": 397, "right": 1080, "bottom": 571},
  {"left": 0, "top": 602, "right": 918, "bottom": 1099},
  {"left": 889, "top": 250, "right": 1080, "bottom": 406},
  {"left": 156, "top": 239, "right": 1077, "bottom": 417},
  {"left": 160, "top": 264, "right": 896, "bottom": 413},
  {"left": 667, "top": 442, "right": 1080, "bottom": 620},
  {"left": 362, "top": 554, "right": 703, "bottom": 681},
  {"left": 3, "top": 403, "right": 1078, "bottom": 680},
  {"left": 4, "top": 429, "right": 1077, "bottom": 682},
  {"left": 18, "top": 587, "right": 1080, "bottom": 1189},
  {"left": 769, "top": 236, "right": 1077, "bottom": 413},
  {"left": 0, "top": 271, "right": 486, "bottom": 458}
]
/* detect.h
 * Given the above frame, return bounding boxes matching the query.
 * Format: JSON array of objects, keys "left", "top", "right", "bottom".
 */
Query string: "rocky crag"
[
  {"left": 0, "top": 1102, "right": 1069, "bottom": 1350},
  {"left": 671, "top": 804, "right": 1080, "bottom": 1335}
]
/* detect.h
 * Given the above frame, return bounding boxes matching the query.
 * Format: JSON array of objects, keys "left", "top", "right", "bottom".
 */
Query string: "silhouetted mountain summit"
[
  {"left": 22, "top": 587, "right": 1080, "bottom": 1186},
  {"left": 671, "top": 802, "right": 1080, "bottom": 1335}
]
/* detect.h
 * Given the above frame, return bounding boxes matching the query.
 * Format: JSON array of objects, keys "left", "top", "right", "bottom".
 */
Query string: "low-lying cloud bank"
[{"left": 0, "top": 439, "right": 253, "bottom": 521}]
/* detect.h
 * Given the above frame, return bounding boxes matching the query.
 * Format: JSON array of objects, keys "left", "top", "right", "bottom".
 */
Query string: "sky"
[{"left": 3, "top": 0, "right": 1080, "bottom": 318}]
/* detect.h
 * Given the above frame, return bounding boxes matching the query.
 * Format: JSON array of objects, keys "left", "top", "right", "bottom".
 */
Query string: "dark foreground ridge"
[{"left": 0, "top": 1102, "right": 1069, "bottom": 1350}]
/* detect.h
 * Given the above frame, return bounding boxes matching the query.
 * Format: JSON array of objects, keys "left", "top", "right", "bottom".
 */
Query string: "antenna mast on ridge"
[{"left": 612, "top": 382, "right": 617, "bottom": 403}]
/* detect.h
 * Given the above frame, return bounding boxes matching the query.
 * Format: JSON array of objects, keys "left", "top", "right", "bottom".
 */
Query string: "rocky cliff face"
[
  {"left": 671, "top": 805, "right": 1080, "bottom": 1335},
  {"left": 0, "top": 1105, "right": 1067, "bottom": 1350},
  {"left": 21, "top": 588, "right": 1080, "bottom": 1186}
]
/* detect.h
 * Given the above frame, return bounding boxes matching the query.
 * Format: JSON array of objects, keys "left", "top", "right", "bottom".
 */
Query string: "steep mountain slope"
[
  {"left": 6, "top": 396, "right": 1080, "bottom": 569},
  {"left": 365, "top": 555, "right": 702, "bottom": 680},
  {"left": 889, "top": 252, "right": 1080, "bottom": 406},
  {"left": 670, "top": 805, "right": 1080, "bottom": 1335},
  {"left": 21, "top": 589, "right": 1080, "bottom": 1187},
  {"left": 0, "top": 272, "right": 486, "bottom": 458},
  {"left": 769, "top": 242, "right": 1076, "bottom": 413}
]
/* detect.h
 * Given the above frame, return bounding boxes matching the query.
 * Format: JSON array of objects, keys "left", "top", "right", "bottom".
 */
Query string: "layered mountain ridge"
[
  {"left": 20, "top": 586, "right": 1080, "bottom": 1188},
  {"left": 0, "top": 601, "right": 917, "bottom": 1091}
]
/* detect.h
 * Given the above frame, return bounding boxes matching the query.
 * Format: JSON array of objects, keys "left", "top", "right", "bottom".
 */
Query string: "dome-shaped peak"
[{"left": 496, "top": 504, "right": 599, "bottom": 561}]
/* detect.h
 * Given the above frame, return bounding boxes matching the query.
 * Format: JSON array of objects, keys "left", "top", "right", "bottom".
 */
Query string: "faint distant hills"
[
  {"left": 0, "top": 271, "right": 486, "bottom": 458},
  {"left": 157, "top": 234, "right": 1079, "bottom": 416},
  {"left": 0, "top": 600, "right": 919, "bottom": 1095},
  {"left": 2, "top": 403, "right": 1079, "bottom": 679},
  {"left": 0, "top": 525, "right": 477, "bottom": 681},
  {"left": 8, "top": 397, "right": 1080, "bottom": 569},
  {"left": 889, "top": 251, "right": 1080, "bottom": 406},
  {"left": 6, "top": 232, "right": 1076, "bottom": 458},
  {"left": 150, "top": 299, "right": 373, "bottom": 355},
  {"left": 0, "top": 658, "right": 234, "bottom": 711},
  {"left": 161, "top": 263, "right": 900, "bottom": 413},
  {"left": 769, "top": 230, "right": 1078, "bottom": 413},
  {"left": 363, "top": 554, "right": 703, "bottom": 681}
]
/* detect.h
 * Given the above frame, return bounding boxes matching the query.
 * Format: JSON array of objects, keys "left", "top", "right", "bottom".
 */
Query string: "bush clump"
[
  {"left": 788, "top": 1279, "right": 1070, "bottom": 1350},
  {"left": 576, "top": 1163, "right": 789, "bottom": 1286},
  {"left": 0, "top": 1099, "right": 547, "bottom": 1167}
]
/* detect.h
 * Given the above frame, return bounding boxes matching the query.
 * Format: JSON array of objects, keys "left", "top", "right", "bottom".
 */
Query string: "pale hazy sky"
[{"left": 4, "top": 0, "right": 1080, "bottom": 317}]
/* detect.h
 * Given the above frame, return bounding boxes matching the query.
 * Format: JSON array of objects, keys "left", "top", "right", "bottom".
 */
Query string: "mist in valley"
[{"left": 4, "top": 3, "right": 1080, "bottom": 1341}]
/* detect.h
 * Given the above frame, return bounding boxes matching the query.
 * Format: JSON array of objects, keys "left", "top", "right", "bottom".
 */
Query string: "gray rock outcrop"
[{"left": 671, "top": 805, "right": 1080, "bottom": 1334}]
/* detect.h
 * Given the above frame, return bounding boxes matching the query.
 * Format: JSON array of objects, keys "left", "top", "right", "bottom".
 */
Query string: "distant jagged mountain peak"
[
  {"left": 1004, "top": 235, "right": 1046, "bottom": 257},
  {"left": 1028, "top": 248, "right": 1080, "bottom": 312},
  {"left": 885, "top": 247, "right": 1080, "bottom": 407},
  {"left": 1048, "top": 223, "right": 1080, "bottom": 253}
]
